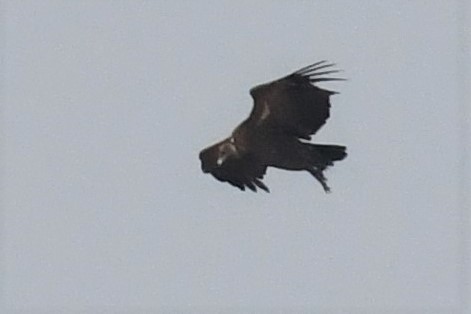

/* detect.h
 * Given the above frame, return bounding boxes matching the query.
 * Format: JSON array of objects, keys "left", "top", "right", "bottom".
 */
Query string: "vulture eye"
[{"left": 216, "top": 155, "right": 226, "bottom": 166}]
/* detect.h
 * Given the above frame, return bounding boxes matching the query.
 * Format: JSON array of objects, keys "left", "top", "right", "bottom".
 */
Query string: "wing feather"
[
  {"left": 210, "top": 155, "right": 269, "bottom": 192},
  {"left": 249, "top": 61, "right": 344, "bottom": 140}
]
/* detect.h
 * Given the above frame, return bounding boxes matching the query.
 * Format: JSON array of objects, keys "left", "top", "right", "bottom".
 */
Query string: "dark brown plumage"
[{"left": 199, "top": 61, "right": 347, "bottom": 193}]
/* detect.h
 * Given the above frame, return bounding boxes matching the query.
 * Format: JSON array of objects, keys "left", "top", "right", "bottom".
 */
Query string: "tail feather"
[{"left": 313, "top": 144, "right": 347, "bottom": 165}]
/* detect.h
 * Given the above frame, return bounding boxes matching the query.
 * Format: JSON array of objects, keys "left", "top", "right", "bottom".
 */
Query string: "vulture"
[{"left": 199, "top": 61, "right": 347, "bottom": 193}]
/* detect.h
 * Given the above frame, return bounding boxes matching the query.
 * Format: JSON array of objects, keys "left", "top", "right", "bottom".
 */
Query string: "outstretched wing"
[
  {"left": 249, "top": 61, "right": 344, "bottom": 140},
  {"left": 211, "top": 155, "right": 269, "bottom": 192}
]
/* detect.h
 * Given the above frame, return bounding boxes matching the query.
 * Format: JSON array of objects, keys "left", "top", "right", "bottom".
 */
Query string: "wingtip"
[
  {"left": 294, "top": 61, "right": 346, "bottom": 84},
  {"left": 259, "top": 186, "right": 270, "bottom": 193},
  {"left": 254, "top": 179, "right": 270, "bottom": 193},
  {"left": 295, "top": 61, "right": 337, "bottom": 75},
  {"left": 309, "top": 77, "right": 346, "bottom": 83},
  {"left": 294, "top": 60, "right": 329, "bottom": 74}
]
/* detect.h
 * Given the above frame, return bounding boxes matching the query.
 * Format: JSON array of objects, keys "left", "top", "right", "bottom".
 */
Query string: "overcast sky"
[{"left": 1, "top": 1, "right": 470, "bottom": 313}]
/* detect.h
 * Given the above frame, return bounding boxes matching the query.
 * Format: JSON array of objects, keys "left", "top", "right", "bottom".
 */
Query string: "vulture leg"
[{"left": 308, "top": 168, "right": 331, "bottom": 193}]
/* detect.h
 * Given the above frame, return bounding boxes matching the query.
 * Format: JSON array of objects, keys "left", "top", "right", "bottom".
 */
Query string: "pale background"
[{"left": 1, "top": 1, "right": 470, "bottom": 313}]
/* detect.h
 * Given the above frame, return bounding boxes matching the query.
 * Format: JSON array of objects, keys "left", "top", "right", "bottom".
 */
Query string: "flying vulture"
[{"left": 199, "top": 61, "right": 347, "bottom": 193}]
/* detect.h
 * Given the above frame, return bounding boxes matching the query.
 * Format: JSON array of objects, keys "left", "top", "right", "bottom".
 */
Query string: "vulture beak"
[
  {"left": 201, "top": 165, "right": 211, "bottom": 173},
  {"left": 199, "top": 149, "right": 212, "bottom": 173}
]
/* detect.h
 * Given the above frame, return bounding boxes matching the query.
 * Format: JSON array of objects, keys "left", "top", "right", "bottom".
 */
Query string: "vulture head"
[{"left": 199, "top": 137, "right": 239, "bottom": 173}]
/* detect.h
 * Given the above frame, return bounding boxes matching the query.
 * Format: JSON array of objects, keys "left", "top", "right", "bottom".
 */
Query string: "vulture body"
[{"left": 199, "top": 61, "right": 347, "bottom": 193}]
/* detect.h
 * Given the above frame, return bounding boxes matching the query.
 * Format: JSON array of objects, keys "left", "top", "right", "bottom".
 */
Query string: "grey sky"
[{"left": 1, "top": 1, "right": 470, "bottom": 313}]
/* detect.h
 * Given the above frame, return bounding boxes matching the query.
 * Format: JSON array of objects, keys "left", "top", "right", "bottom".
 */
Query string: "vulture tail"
[
  {"left": 313, "top": 144, "right": 347, "bottom": 165},
  {"left": 306, "top": 144, "right": 347, "bottom": 193}
]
